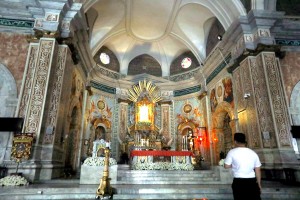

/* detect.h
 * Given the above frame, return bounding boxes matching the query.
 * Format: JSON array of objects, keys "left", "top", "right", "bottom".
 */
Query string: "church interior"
[{"left": 0, "top": 0, "right": 300, "bottom": 199}]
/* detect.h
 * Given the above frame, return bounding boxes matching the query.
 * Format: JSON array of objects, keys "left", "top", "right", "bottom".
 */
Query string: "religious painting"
[
  {"left": 222, "top": 77, "right": 234, "bottom": 107},
  {"left": 11, "top": 133, "right": 34, "bottom": 163},
  {"left": 210, "top": 88, "right": 218, "bottom": 112}
]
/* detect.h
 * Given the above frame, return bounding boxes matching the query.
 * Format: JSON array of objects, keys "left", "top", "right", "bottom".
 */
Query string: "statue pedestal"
[{"left": 80, "top": 165, "right": 117, "bottom": 184}]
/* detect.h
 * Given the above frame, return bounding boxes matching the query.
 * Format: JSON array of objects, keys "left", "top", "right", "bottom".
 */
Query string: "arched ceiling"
[{"left": 84, "top": 0, "right": 246, "bottom": 78}]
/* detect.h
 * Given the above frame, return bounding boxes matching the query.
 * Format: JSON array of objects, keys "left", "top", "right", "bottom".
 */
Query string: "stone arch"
[
  {"left": 0, "top": 63, "right": 18, "bottom": 164},
  {"left": 290, "top": 81, "right": 300, "bottom": 153},
  {"left": 211, "top": 101, "right": 236, "bottom": 164},
  {"left": 177, "top": 121, "right": 196, "bottom": 151},
  {"left": 290, "top": 81, "right": 300, "bottom": 125},
  {"left": 63, "top": 97, "right": 83, "bottom": 174},
  {"left": 0, "top": 63, "right": 18, "bottom": 117},
  {"left": 212, "top": 102, "right": 235, "bottom": 129}
]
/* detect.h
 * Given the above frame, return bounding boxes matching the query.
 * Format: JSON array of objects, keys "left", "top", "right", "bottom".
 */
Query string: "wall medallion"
[
  {"left": 183, "top": 104, "right": 192, "bottom": 113},
  {"left": 97, "top": 100, "right": 106, "bottom": 110}
]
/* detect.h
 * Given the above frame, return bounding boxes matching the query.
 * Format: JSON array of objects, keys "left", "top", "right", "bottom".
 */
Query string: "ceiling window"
[
  {"left": 100, "top": 53, "right": 110, "bottom": 65},
  {"left": 181, "top": 57, "right": 192, "bottom": 69}
]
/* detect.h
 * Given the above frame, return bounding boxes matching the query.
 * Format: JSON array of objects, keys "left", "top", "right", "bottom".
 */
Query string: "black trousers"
[{"left": 232, "top": 177, "right": 261, "bottom": 200}]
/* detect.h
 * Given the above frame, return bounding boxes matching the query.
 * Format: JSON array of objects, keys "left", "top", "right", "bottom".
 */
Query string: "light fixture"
[
  {"left": 100, "top": 52, "right": 110, "bottom": 64},
  {"left": 181, "top": 57, "right": 192, "bottom": 68},
  {"left": 217, "top": 35, "right": 222, "bottom": 41},
  {"left": 197, "top": 127, "right": 206, "bottom": 144}
]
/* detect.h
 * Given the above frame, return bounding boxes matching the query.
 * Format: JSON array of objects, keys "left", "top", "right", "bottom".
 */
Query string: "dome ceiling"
[{"left": 85, "top": 0, "right": 245, "bottom": 79}]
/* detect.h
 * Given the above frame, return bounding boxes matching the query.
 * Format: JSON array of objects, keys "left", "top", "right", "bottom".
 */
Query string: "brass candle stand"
[{"left": 95, "top": 147, "right": 113, "bottom": 199}]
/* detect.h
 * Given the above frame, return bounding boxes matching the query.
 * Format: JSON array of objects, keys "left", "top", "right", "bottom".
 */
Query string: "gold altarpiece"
[{"left": 124, "top": 80, "right": 163, "bottom": 152}]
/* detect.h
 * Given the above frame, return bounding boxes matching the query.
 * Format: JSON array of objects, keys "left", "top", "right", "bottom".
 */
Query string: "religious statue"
[{"left": 92, "top": 138, "right": 106, "bottom": 157}]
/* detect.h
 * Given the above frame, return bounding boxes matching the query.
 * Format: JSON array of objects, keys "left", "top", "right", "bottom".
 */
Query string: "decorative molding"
[
  {"left": 275, "top": 39, "right": 300, "bottom": 46},
  {"left": 43, "top": 46, "right": 68, "bottom": 144},
  {"left": 263, "top": 53, "right": 291, "bottom": 147},
  {"left": 0, "top": 18, "right": 34, "bottom": 28},
  {"left": 173, "top": 85, "right": 201, "bottom": 97},
  {"left": 97, "top": 64, "right": 121, "bottom": 79},
  {"left": 206, "top": 54, "right": 231, "bottom": 84},
  {"left": 169, "top": 68, "right": 199, "bottom": 82},
  {"left": 18, "top": 45, "right": 38, "bottom": 119},
  {"left": 91, "top": 81, "right": 116, "bottom": 94},
  {"left": 250, "top": 55, "right": 276, "bottom": 148}
]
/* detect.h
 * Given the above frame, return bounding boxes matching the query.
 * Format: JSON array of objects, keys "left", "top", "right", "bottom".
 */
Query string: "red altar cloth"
[{"left": 130, "top": 150, "right": 193, "bottom": 157}]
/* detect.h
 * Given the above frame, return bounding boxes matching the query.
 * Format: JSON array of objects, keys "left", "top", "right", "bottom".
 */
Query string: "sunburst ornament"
[{"left": 127, "top": 79, "right": 162, "bottom": 103}]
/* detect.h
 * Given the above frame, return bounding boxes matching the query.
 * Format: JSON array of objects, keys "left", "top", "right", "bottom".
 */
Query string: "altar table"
[
  {"left": 130, "top": 150, "right": 193, "bottom": 157},
  {"left": 130, "top": 150, "right": 194, "bottom": 169}
]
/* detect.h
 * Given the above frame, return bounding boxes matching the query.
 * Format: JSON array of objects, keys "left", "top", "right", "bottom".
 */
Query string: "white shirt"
[{"left": 224, "top": 147, "right": 261, "bottom": 178}]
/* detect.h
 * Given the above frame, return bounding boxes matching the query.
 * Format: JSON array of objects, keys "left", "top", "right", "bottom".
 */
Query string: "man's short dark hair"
[{"left": 234, "top": 132, "right": 246, "bottom": 144}]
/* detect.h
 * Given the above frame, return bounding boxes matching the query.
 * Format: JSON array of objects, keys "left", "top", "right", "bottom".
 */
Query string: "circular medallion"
[
  {"left": 217, "top": 85, "right": 223, "bottom": 97},
  {"left": 97, "top": 100, "right": 106, "bottom": 110},
  {"left": 183, "top": 104, "right": 192, "bottom": 113}
]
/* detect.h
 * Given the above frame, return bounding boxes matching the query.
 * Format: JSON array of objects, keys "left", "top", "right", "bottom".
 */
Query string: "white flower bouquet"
[
  {"left": 218, "top": 159, "right": 225, "bottom": 166},
  {"left": 131, "top": 162, "right": 194, "bottom": 170},
  {"left": 0, "top": 175, "right": 29, "bottom": 186},
  {"left": 82, "top": 157, "right": 117, "bottom": 166}
]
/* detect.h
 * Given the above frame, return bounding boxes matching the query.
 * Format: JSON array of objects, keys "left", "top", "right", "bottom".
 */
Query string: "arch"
[
  {"left": 128, "top": 54, "right": 162, "bottom": 76},
  {"left": 0, "top": 63, "right": 18, "bottom": 164},
  {"left": 0, "top": 63, "right": 18, "bottom": 117},
  {"left": 212, "top": 101, "right": 235, "bottom": 129},
  {"left": 211, "top": 101, "right": 236, "bottom": 164},
  {"left": 65, "top": 106, "right": 80, "bottom": 173},
  {"left": 290, "top": 81, "right": 300, "bottom": 126}
]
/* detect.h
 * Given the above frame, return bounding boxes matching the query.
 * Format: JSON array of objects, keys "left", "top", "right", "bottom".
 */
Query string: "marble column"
[{"left": 232, "top": 51, "right": 297, "bottom": 169}]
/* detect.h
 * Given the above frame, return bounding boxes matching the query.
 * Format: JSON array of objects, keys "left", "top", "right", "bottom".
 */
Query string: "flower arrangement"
[
  {"left": 218, "top": 159, "right": 225, "bottom": 166},
  {"left": 82, "top": 157, "right": 117, "bottom": 166},
  {"left": 131, "top": 162, "right": 194, "bottom": 170},
  {"left": 0, "top": 175, "right": 29, "bottom": 186}
]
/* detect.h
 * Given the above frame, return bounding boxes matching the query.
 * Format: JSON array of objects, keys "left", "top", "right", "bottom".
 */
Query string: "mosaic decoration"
[{"left": 0, "top": 18, "right": 34, "bottom": 28}]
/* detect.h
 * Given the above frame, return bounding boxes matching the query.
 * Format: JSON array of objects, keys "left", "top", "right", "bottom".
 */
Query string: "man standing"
[{"left": 224, "top": 132, "right": 262, "bottom": 200}]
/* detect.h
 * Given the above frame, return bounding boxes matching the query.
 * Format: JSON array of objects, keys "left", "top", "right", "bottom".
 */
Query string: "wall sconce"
[
  {"left": 238, "top": 92, "right": 251, "bottom": 113},
  {"left": 217, "top": 35, "right": 222, "bottom": 41},
  {"left": 84, "top": 139, "right": 89, "bottom": 146},
  {"left": 197, "top": 127, "right": 206, "bottom": 144}
]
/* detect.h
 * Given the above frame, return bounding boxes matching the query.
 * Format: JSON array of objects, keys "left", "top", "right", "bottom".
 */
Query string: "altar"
[{"left": 130, "top": 150, "right": 194, "bottom": 170}]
